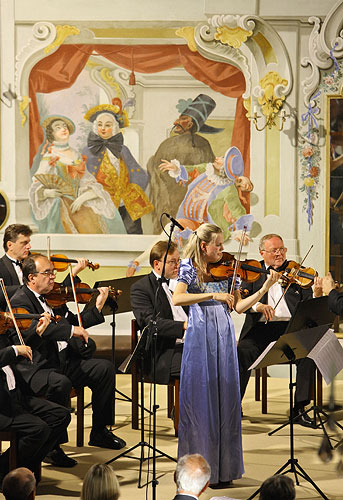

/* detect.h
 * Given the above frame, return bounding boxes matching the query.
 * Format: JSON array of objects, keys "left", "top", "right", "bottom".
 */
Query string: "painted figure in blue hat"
[
  {"left": 82, "top": 98, "right": 153, "bottom": 234},
  {"left": 159, "top": 146, "right": 254, "bottom": 242}
]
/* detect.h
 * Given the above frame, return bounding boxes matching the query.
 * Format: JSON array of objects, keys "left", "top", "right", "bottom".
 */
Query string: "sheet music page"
[
  {"left": 249, "top": 341, "right": 277, "bottom": 370},
  {"left": 307, "top": 328, "right": 343, "bottom": 385}
]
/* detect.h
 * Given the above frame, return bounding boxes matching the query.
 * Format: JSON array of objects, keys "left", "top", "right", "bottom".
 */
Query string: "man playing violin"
[
  {"left": 0, "top": 313, "right": 71, "bottom": 486},
  {"left": 238, "top": 233, "right": 323, "bottom": 427},
  {"left": 0, "top": 224, "right": 88, "bottom": 311},
  {"left": 9, "top": 254, "right": 126, "bottom": 467}
]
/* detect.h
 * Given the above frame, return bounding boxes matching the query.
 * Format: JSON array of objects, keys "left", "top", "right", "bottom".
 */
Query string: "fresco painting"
[{"left": 28, "top": 43, "right": 253, "bottom": 239}]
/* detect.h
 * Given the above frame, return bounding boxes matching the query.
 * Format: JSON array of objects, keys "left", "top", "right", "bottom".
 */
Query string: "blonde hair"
[
  {"left": 183, "top": 223, "right": 223, "bottom": 281},
  {"left": 81, "top": 463, "right": 120, "bottom": 500}
]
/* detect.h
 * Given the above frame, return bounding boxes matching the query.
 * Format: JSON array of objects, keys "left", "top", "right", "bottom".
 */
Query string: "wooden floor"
[{"left": 2, "top": 374, "right": 343, "bottom": 500}]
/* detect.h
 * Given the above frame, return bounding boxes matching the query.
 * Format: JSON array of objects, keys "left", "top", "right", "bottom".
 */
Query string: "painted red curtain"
[{"left": 29, "top": 44, "right": 250, "bottom": 175}]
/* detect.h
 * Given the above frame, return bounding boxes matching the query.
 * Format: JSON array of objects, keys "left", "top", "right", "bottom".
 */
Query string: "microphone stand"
[{"left": 144, "top": 219, "right": 178, "bottom": 500}]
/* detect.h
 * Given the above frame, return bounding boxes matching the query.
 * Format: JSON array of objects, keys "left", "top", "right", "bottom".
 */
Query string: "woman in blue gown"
[{"left": 173, "top": 223, "right": 279, "bottom": 488}]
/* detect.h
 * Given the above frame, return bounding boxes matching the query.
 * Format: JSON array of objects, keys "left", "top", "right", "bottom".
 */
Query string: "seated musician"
[
  {"left": 237, "top": 233, "right": 323, "bottom": 426},
  {"left": 0, "top": 313, "right": 71, "bottom": 486},
  {"left": 322, "top": 271, "right": 343, "bottom": 315},
  {"left": 130, "top": 241, "right": 187, "bottom": 385},
  {"left": 8, "top": 253, "right": 126, "bottom": 468},
  {"left": 0, "top": 224, "right": 87, "bottom": 311}
]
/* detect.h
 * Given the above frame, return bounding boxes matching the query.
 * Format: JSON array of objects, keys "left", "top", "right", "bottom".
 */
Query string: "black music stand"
[
  {"left": 268, "top": 296, "right": 340, "bottom": 440},
  {"left": 86, "top": 275, "right": 147, "bottom": 407},
  {"left": 248, "top": 324, "right": 334, "bottom": 500},
  {"left": 106, "top": 324, "right": 176, "bottom": 487}
]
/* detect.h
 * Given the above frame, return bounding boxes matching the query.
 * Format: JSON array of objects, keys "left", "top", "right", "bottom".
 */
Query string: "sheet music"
[
  {"left": 249, "top": 341, "right": 277, "bottom": 370},
  {"left": 307, "top": 328, "right": 343, "bottom": 385}
]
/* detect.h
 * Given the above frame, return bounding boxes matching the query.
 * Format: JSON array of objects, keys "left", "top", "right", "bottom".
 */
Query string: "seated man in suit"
[
  {"left": 130, "top": 241, "right": 187, "bottom": 385},
  {"left": 0, "top": 315, "right": 71, "bottom": 486},
  {"left": 9, "top": 253, "right": 126, "bottom": 467},
  {"left": 238, "top": 233, "right": 323, "bottom": 427},
  {"left": 0, "top": 223, "right": 87, "bottom": 311},
  {"left": 173, "top": 454, "right": 211, "bottom": 500}
]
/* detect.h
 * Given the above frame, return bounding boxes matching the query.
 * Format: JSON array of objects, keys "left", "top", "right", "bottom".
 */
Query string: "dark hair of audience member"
[
  {"left": 259, "top": 474, "right": 295, "bottom": 500},
  {"left": 80, "top": 463, "right": 120, "bottom": 500},
  {"left": 2, "top": 467, "right": 36, "bottom": 500}
]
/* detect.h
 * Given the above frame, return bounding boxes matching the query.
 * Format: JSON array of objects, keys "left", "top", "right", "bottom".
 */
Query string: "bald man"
[{"left": 2, "top": 467, "right": 36, "bottom": 500}]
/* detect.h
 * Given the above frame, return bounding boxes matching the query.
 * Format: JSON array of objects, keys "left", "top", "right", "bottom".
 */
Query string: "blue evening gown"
[{"left": 177, "top": 258, "right": 244, "bottom": 484}]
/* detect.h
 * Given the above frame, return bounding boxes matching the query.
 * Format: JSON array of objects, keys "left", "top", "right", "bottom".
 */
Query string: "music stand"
[
  {"left": 268, "top": 296, "right": 340, "bottom": 439},
  {"left": 248, "top": 324, "right": 336, "bottom": 500},
  {"left": 85, "top": 275, "right": 147, "bottom": 408},
  {"left": 106, "top": 324, "right": 176, "bottom": 487}
]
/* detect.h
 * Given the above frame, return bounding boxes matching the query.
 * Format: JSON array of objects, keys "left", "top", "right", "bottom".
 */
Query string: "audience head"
[
  {"left": 81, "top": 463, "right": 120, "bottom": 500},
  {"left": 2, "top": 467, "right": 36, "bottom": 500},
  {"left": 175, "top": 454, "right": 211, "bottom": 497},
  {"left": 149, "top": 240, "right": 180, "bottom": 279},
  {"left": 259, "top": 474, "right": 295, "bottom": 500},
  {"left": 3, "top": 224, "right": 32, "bottom": 259}
]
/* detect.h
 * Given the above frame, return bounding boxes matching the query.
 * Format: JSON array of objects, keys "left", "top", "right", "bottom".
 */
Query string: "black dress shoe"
[
  {"left": 209, "top": 480, "right": 233, "bottom": 489},
  {"left": 89, "top": 428, "right": 126, "bottom": 450},
  {"left": 44, "top": 446, "right": 78, "bottom": 467},
  {"left": 294, "top": 407, "right": 316, "bottom": 428}
]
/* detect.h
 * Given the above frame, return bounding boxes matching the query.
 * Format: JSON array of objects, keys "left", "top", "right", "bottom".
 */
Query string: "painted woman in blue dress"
[{"left": 173, "top": 223, "right": 279, "bottom": 488}]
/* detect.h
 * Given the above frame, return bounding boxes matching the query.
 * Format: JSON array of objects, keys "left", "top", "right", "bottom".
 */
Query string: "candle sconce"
[{"left": 248, "top": 98, "right": 287, "bottom": 132}]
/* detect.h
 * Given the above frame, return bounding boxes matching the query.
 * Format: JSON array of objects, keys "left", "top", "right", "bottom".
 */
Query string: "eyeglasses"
[
  {"left": 35, "top": 269, "right": 57, "bottom": 277},
  {"left": 262, "top": 247, "right": 286, "bottom": 255},
  {"left": 166, "top": 259, "right": 181, "bottom": 266}
]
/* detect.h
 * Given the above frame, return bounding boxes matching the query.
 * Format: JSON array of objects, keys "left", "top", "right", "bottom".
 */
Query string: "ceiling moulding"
[{"left": 16, "top": 15, "right": 292, "bottom": 123}]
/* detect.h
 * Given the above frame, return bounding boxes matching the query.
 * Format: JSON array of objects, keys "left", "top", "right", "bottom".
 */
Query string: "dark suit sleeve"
[
  {"left": 131, "top": 280, "right": 184, "bottom": 339},
  {"left": 62, "top": 305, "right": 105, "bottom": 329},
  {"left": 0, "top": 345, "right": 17, "bottom": 367},
  {"left": 327, "top": 289, "right": 343, "bottom": 316}
]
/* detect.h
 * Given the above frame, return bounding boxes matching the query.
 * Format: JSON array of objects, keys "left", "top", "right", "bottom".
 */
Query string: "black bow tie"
[
  {"left": 39, "top": 295, "right": 47, "bottom": 304},
  {"left": 15, "top": 260, "right": 22, "bottom": 268},
  {"left": 87, "top": 131, "right": 124, "bottom": 158}
]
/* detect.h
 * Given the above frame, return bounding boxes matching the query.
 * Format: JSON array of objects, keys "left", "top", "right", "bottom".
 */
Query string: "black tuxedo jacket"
[
  {"left": 130, "top": 272, "right": 188, "bottom": 384},
  {"left": 239, "top": 260, "right": 313, "bottom": 341},
  {"left": 0, "top": 337, "right": 31, "bottom": 429},
  {"left": 328, "top": 289, "right": 343, "bottom": 316},
  {"left": 8, "top": 285, "right": 104, "bottom": 389},
  {"left": 0, "top": 255, "right": 21, "bottom": 310}
]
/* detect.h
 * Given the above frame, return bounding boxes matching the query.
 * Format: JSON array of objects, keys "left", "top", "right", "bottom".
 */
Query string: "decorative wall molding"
[{"left": 301, "top": 1, "right": 343, "bottom": 106}]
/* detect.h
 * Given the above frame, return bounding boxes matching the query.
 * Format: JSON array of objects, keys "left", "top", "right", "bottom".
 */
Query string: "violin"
[
  {"left": 50, "top": 254, "right": 100, "bottom": 272},
  {"left": 209, "top": 253, "right": 318, "bottom": 289},
  {"left": 279, "top": 260, "right": 317, "bottom": 289},
  {"left": 209, "top": 252, "right": 266, "bottom": 283},
  {"left": 45, "top": 282, "right": 121, "bottom": 308},
  {"left": 0, "top": 308, "right": 58, "bottom": 332}
]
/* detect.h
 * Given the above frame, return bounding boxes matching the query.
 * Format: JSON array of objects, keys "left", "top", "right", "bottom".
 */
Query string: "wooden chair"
[
  {"left": 0, "top": 430, "right": 18, "bottom": 470},
  {"left": 69, "top": 386, "right": 84, "bottom": 447},
  {"left": 131, "top": 319, "right": 179, "bottom": 436}
]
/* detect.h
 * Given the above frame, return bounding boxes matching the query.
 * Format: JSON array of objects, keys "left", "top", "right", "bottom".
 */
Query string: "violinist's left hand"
[
  {"left": 96, "top": 287, "right": 109, "bottom": 312},
  {"left": 36, "top": 312, "right": 51, "bottom": 337},
  {"left": 313, "top": 276, "right": 323, "bottom": 297},
  {"left": 72, "top": 258, "right": 88, "bottom": 276}
]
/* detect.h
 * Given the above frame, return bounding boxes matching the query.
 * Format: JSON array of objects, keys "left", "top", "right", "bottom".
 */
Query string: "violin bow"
[
  {"left": 229, "top": 226, "right": 247, "bottom": 297},
  {"left": 0, "top": 278, "right": 26, "bottom": 347},
  {"left": 47, "top": 235, "right": 51, "bottom": 261},
  {"left": 270, "top": 244, "right": 314, "bottom": 315},
  {"left": 68, "top": 264, "right": 87, "bottom": 346}
]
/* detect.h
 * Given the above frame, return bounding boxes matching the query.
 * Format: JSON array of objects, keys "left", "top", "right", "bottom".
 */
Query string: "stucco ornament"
[
  {"left": 44, "top": 25, "right": 80, "bottom": 54},
  {"left": 214, "top": 26, "right": 253, "bottom": 49}
]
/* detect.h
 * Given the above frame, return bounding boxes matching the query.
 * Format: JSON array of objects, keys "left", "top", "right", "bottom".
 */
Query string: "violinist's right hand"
[
  {"left": 17, "top": 345, "right": 32, "bottom": 362},
  {"left": 256, "top": 303, "right": 275, "bottom": 321},
  {"left": 36, "top": 312, "right": 51, "bottom": 337},
  {"left": 212, "top": 293, "right": 235, "bottom": 309},
  {"left": 73, "top": 326, "right": 89, "bottom": 345},
  {"left": 263, "top": 269, "right": 280, "bottom": 290}
]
